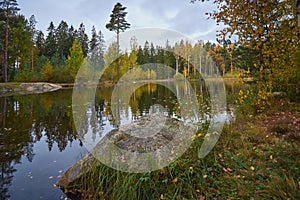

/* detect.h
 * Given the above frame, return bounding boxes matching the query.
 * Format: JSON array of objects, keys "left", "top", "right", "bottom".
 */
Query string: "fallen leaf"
[
  {"left": 250, "top": 166, "right": 255, "bottom": 171},
  {"left": 121, "top": 155, "right": 126, "bottom": 163}
]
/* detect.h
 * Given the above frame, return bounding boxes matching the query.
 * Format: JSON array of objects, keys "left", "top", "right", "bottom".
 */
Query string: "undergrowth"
[{"left": 65, "top": 98, "right": 300, "bottom": 199}]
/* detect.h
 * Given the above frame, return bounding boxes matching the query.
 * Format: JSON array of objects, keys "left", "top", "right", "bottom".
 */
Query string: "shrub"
[{"left": 174, "top": 73, "right": 185, "bottom": 81}]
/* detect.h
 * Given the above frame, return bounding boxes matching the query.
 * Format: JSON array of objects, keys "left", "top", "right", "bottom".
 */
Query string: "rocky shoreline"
[{"left": 0, "top": 82, "right": 62, "bottom": 96}]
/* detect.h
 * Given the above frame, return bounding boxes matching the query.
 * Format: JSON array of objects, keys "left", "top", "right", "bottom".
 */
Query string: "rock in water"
[{"left": 56, "top": 116, "right": 195, "bottom": 188}]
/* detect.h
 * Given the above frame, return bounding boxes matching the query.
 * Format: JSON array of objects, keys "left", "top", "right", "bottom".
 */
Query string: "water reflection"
[
  {"left": 0, "top": 90, "right": 78, "bottom": 199},
  {"left": 0, "top": 80, "right": 240, "bottom": 199}
]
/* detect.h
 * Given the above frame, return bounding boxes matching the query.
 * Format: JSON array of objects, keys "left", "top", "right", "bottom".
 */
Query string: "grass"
[{"left": 64, "top": 98, "right": 300, "bottom": 199}]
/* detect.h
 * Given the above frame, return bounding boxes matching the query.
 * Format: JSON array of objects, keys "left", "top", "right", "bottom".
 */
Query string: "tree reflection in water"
[{"left": 0, "top": 80, "right": 239, "bottom": 199}]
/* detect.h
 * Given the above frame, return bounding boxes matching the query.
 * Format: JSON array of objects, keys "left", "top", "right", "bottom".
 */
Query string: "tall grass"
[{"left": 65, "top": 98, "right": 300, "bottom": 199}]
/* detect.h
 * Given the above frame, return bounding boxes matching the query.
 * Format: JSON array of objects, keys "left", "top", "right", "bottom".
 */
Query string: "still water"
[{"left": 0, "top": 81, "right": 239, "bottom": 200}]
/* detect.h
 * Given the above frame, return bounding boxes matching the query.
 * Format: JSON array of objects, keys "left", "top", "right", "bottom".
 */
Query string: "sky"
[{"left": 18, "top": 0, "right": 219, "bottom": 46}]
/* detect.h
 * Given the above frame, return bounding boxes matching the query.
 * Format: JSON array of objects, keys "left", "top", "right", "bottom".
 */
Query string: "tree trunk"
[
  {"left": 116, "top": 30, "right": 120, "bottom": 54},
  {"left": 31, "top": 48, "right": 34, "bottom": 74},
  {"left": 4, "top": 7, "right": 9, "bottom": 83},
  {"left": 199, "top": 53, "right": 202, "bottom": 75},
  {"left": 175, "top": 57, "right": 179, "bottom": 74},
  {"left": 297, "top": 0, "right": 300, "bottom": 36}
]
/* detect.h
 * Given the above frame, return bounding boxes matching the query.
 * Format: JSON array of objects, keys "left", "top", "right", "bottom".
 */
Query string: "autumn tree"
[
  {"left": 66, "top": 40, "right": 84, "bottom": 79},
  {"left": 41, "top": 60, "right": 53, "bottom": 81},
  {"left": 193, "top": 0, "right": 299, "bottom": 100},
  {"left": 0, "top": 0, "right": 19, "bottom": 82},
  {"left": 103, "top": 42, "right": 120, "bottom": 81},
  {"left": 106, "top": 2, "right": 130, "bottom": 49}
]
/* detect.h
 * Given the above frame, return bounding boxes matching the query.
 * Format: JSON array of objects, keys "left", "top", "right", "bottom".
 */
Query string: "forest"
[
  {"left": 1, "top": 0, "right": 299, "bottom": 102},
  {"left": 0, "top": 0, "right": 300, "bottom": 199}
]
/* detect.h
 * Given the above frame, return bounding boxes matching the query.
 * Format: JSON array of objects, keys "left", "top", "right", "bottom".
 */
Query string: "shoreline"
[{"left": 0, "top": 78, "right": 242, "bottom": 96}]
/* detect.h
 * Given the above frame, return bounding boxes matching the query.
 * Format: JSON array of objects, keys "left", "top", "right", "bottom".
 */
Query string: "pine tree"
[
  {"left": 36, "top": 31, "right": 45, "bottom": 56},
  {"left": 56, "top": 21, "right": 71, "bottom": 60},
  {"left": 106, "top": 2, "right": 130, "bottom": 49},
  {"left": 89, "top": 27, "right": 105, "bottom": 72},
  {"left": 90, "top": 26, "right": 98, "bottom": 53},
  {"left": 77, "top": 23, "right": 89, "bottom": 57},
  {"left": 28, "top": 15, "right": 38, "bottom": 74},
  {"left": 44, "top": 22, "right": 57, "bottom": 59},
  {"left": 0, "top": 0, "right": 20, "bottom": 82}
]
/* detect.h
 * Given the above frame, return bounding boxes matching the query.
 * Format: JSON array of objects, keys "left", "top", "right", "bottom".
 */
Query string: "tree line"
[
  {"left": 0, "top": 0, "right": 241, "bottom": 83},
  {"left": 1, "top": 0, "right": 299, "bottom": 101},
  {"left": 0, "top": 0, "right": 106, "bottom": 82}
]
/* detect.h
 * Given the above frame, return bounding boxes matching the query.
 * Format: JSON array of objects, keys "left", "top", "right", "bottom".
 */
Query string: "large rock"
[
  {"left": 20, "top": 82, "right": 62, "bottom": 93},
  {"left": 56, "top": 116, "right": 195, "bottom": 188},
  {"left": 0, "top": 82, "right": 62, "bottom": 96}
]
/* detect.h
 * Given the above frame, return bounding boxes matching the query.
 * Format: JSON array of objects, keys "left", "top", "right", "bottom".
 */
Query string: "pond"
[{"left": 0, "top": 80, "right": 240, "bottom": 200}]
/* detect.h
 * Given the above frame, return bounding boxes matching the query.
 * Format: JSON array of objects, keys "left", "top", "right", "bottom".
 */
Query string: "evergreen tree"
[
  {"left": 44, "top": 22, "right": 57, "bottom": 59},
  {"left": 89, "top": 26, "right": 105, "bottom": 73},
  {"left": 36, "top": 30, "right": 45, "bottom": 56},
  {"left": 106, "top": 2, "right": 130, "bottom": 49},
  {"left": 56, "top": 20, "right": 71, "bottom": 60},
  {"left": 0, "top": 0, "right": 20, "bottom": 82},
  {"left": 76, "top": 23, "right": 89, "bottom": 57},
  {"left": 130, "top": 36, "right": 138, "bottom": 51},
  {"left": 90, "top": 26, "right": 97, "bottom": 53},
  {"left": 9, "top": 15, "right": 32, "bottom": 74},
  {"left": 28, "top": 15, "right": 38, "bottom": 73},
  {"left": 136, "top": 45, "right": 144, "bottom": 65},
  {"left": 142, "top": 41, "right": 150, "bottom": 64}
]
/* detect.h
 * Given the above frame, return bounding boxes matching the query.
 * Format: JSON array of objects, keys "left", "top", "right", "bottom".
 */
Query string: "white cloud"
[{"left": 18, "top": 0, "right": 218, "bottom": 42}]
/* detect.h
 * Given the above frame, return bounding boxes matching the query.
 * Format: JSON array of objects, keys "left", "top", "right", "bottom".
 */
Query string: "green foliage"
[
  {"left": 44, "top": 22, "right": 57, "bottom": 58},
  {"left": 56, "top": 20, "right": 73, "bottom": 60},
  {"left": 105, "top": 2, "right": 130, "bottom": 35},
  {"left": 14, "top": 68, "right": 40, "bottom": 82},
  {"left": 70, "top": 101, "right": 300, "bottom": 199},
  {"left": 40, "top": 60, "right": 53, "bottom": 82},
  {"left": 195, "top": 0, "right": 299, "bottom": 101},
  {"left": 76, "top": 23, "right": 89, "bottom": 57},
  {"left": 235, "top": 81, "right": 273, "bottom": 114},
  {"left": 174, "top": 73, "right": 185, "bottom": 81},
  {"left": 66, "top": 40, "right": 84, "bottom": 80},
  {"left": 52, "top": 66, "right": 73, "bottom": 83}
]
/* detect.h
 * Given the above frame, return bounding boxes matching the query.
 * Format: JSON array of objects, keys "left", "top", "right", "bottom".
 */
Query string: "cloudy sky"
[{"left": 18, "top": 0, "right": 218, "bottom": 45}]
